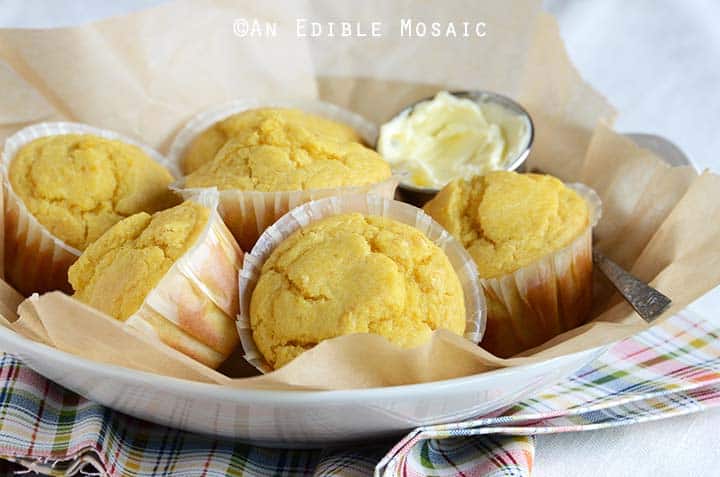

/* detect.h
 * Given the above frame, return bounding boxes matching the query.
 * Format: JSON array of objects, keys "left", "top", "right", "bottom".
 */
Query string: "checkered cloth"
[{"left": 1, "top": 311, "right": 719, "bottom": 477}]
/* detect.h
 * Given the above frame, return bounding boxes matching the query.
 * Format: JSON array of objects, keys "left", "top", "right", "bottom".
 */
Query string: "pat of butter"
[{"left": 378, "top": 91, "right": 530, "bottom": 189}]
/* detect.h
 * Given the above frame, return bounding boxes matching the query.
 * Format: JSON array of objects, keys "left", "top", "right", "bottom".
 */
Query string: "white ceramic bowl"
[
  {"left": 0, "top": 324, "right": 605, "bottom": 446},
  {"left": 0, "top": 133, "right": 686, "bottom": 447}
]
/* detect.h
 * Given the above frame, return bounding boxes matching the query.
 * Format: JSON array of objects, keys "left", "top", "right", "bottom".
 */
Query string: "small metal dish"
[{"left": 378, "top": 90, "right": 534, "bottom": 206}]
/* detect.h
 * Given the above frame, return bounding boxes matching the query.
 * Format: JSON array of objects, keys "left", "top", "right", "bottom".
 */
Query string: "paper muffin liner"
[
  {"left": 174, "top": 177, "right": 399, "bottom": 252},
  {"left": 237, "top": 194, "right": 487, "bottom": 373},
  {"left": 1, "top": 122, "right": 180, "bottom": 296},
  {"left": 479, "top": 183, "right": 603, "bottom": 358},
  {"left": 125, "top": 190, "right": 243, "bottom": 369},
  {"left": 169, "top": 98, "right": 392, "bottom": 251}
]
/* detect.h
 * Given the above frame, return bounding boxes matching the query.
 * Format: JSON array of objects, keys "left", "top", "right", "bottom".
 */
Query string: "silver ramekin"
[{"left": 378, "top": 90, "right": 534, "bottom": 206}]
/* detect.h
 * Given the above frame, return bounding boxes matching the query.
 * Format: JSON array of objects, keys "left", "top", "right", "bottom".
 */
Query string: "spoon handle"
[{"left": 592, "top": 249, "right": 672, "bottom": 323}]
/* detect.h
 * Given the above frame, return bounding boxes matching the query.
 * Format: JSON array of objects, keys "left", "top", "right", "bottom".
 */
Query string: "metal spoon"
[
  {"left": 592, "top": 249, "right": 671, "bottom": 323},
  {"left": 591, "top": 133, "right": 690, "bottom": 323}
]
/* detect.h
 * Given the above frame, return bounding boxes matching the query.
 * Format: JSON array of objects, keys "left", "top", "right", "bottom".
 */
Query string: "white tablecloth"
[
  {"left": 540, "top": 2, "right": 720, "bottom": 474},
  {"left": 1, "top": 1, "right": 719, "bottom": 475}
]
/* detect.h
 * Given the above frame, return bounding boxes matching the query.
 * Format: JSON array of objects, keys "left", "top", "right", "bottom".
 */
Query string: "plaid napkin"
[{"left": 1, "top": 311, "right": 719, "bottom": 477}]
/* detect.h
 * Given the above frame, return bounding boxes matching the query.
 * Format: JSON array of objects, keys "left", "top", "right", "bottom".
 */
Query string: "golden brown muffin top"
[
  {"left": 9, "top": 134, "right": 177, "bottom": 251},
  {"left": 183, "top": 112, "right": 390, "bottom": 192},
  {"left": 424, "top": 171, "right": 589, "bottom": 278},
  {"left": 249, "top": 213, "right": 466, "bottom": 369},
  {"left": 69, "top": 201, "right": 209, "bottom": 321},
  {"left": 181, "top": 108, "right": 364, "bottom": 174}
]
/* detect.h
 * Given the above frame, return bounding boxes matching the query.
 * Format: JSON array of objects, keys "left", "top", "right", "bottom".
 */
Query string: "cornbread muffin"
[
  {"left": 9, "top": 134, "right": 177, "bottom": 251},
  {"left": 69, "top": 202, "right": 207, "bottom": 319},
  {"left": 69, "top": 199, "right": 242, "bottom": 368},
  {"left": 181, "top": 108, "right": 363, "bottom": 173},
  {"left": 425, "top": 172, "right": 589, "bottom": 277},
  {"left": 249, "top": 213, "right": 466, "bottom": 369},
  {"left": 178, "top": 111, "right": 396, "bottom": 251},
  {"left": 3, "top": 131, "right": 177, "bottom": 297},
  {"left": 184, "top": 115, "right": 390, "bottom": 192},
  {"left": 424, "top": 171, "right": 595, "bottom": 357}
]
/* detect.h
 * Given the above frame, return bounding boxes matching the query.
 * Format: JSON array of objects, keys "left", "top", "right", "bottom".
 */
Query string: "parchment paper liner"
[
  {"left": 1, "top": 122, "right": 180, "bottom": 296},
  {"left": 479, "top": 183, "right": 602, "bottom": 357},
  {"left": 238, "top": 194, "right": 487, "bottom": 373},
  {"left": 0, "top": 2, "right": 719, "bottom": 390},
  {"left": 168, "top": 98, "right": 397, "bottom": 251},
  {"left": 124, "top": 190, "right": 243, "bottom": 369}
]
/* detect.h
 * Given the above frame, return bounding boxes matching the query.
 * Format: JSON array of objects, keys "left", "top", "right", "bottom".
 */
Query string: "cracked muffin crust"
[
  {"left": 423, "top": 171, "right": 589, "bottom": 278},
  {"left": 249, "top": 213, "right": 466, "bottom": 369},
  {"left": 181, "top": 107, "right": 364, "bottom": 174},
  {"left": 424, "top": 171, "right": 595, "bottom": 357},
  {"left": 69, "top": 201, "right": 209, "bottom": 320},
  {"left": 183, "top": 112, "right": 390, "bottom": 192},
  {"left": 9, "top": 134, "right": 177, "bottom": 251}
]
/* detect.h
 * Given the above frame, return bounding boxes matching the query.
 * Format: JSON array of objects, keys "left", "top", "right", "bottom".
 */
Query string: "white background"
[{"left": 1, "top": 1, "right": 719, "bottom": 475}]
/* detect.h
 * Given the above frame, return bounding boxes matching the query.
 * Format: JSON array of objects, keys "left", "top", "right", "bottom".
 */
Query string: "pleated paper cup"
[
  {"left": 175, "top": 178, "right": 399, "bottom": 253},
  {"left": 237, "top": 194, "right": 487, "bottom": 373},
  {"left": 168, "top": 98, "right": 396, "bottom": 252},
  {"left": 1, "top": 122, "right": 179, "bottom": 296},
  {"left": 479, "top": 183, "right": 603, "bottom": 358},
  {"left": 125, "top": 190, "right": 243, "bottom": 369}
]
